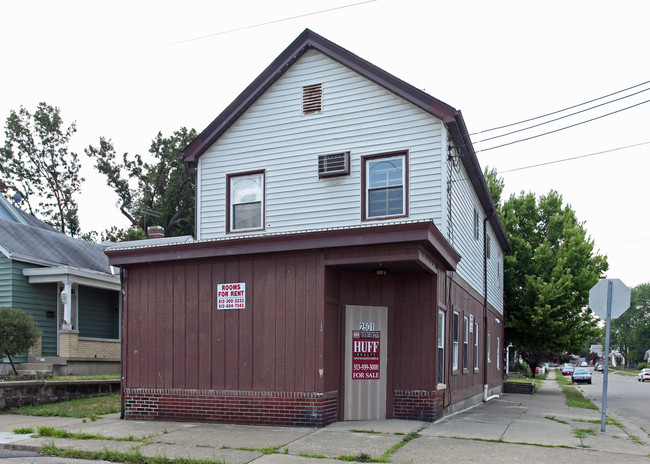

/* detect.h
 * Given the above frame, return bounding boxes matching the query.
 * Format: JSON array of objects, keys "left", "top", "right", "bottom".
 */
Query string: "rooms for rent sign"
[{"left": 217, "top": 283, "right": 246, "bottom": 310}]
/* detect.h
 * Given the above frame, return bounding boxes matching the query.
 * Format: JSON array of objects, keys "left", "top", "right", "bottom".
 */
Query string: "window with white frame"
[
  {"left": 364, "top": 153, "right": 406, "bottom": 219},
  {"left": 452, "top": 311, "right": 459, "bottom": 371},
  {"left": 474, "top": 322, "right": 479, "bottom": 370},
  {"left": 438, "top": 310, "right": 445, "bottom": 384},
  {"left": 487, "top": 235, "right": 491, "bottom": 259},
  {"left": 497, "top": 337, "right": 501, "bottom": 370},
  {"left": 229, "top": 172, "right": 264, "bottom": 232},
  {"left": 463, "top": 315, "right": 469, "bottom": 370},
  {"left": 487, "top": 333, "right": 491, "bottom": 363}
]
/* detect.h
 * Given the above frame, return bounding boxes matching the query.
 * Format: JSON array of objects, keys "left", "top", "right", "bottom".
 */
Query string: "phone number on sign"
[{"left": 217, "top": 298, "right": 245, "bottom": 309}]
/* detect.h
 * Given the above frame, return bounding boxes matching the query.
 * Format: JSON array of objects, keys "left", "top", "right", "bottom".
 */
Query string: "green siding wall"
[
  {"left": 0, "top": 256, "right": 58, "bottom": 357},
  {"left": 78, "top": 286, "right": 119, "bottom": 339},
  {"left": 0, "top": 255, "right": 12, "bottom": 307},
  {"left": 11, "top": 261, "right": 58, "bottom": 356}
]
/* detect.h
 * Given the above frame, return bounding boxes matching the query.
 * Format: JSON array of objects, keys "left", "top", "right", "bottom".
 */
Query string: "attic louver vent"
[
  {"left": 318, "top": 152, "right": 350, "bottom": 178},
  {"left": 302, "top": 83, "right": 323, "bottom": 115}
]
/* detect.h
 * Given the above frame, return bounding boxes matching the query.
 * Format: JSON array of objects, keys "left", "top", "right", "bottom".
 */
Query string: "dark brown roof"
[{"left": 182, "top": 28, "right": 510, "bottom": 252}]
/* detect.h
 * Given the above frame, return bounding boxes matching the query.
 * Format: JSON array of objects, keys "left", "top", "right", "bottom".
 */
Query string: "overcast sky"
[{"left": 1, "top": 0, "right": 648, "bottom": 288}]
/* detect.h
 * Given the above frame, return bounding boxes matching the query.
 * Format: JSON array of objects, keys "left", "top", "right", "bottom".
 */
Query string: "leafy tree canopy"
[
  {"left": 0, "top": 307, "right": 41, "bottom": 375},
  {"left": 495, "top": 183, "right": 608, "bottom": 373},
  {"left": 1, "top": 103, "right": 83, "bottom": 236},
  {"left": 85, "top": 127, "right": 197, "bottom": 239},
  {"left": 610, "top": 282, "right": 650, "bottom": 363}
]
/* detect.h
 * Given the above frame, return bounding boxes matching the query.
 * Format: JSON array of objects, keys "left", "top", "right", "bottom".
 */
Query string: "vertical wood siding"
[
  {"left": 198, "top": 49, "right": 445, "bottom": 239},
  {"left": 123, "top": 253, "right": 324, "bottom": 392}
]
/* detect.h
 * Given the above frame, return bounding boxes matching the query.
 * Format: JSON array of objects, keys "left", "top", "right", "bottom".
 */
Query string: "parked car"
[
  {"left": 580, "top": 361, "right": 588, "bottom": 367},
  {"left": 638, "top": 368, "right": 650, "bottom": 382},
  {"left": 561, "top": 363, "right": 575, "bottom": 375},
  {"left": 572, "top": 368, "right": 592, "bottom": 384},
  {"left": 595, "top": 363, "right": 604, "bottom": 372}
]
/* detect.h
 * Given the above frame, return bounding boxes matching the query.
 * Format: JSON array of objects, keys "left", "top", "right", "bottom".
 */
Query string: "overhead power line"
[
  {"left": 499, "top": 141, "right": 650, "bottom": 173},
  {"left": 473, "top": 86, "right": 650, "bottom": 144},
  {"left": 475, "top": 98, "right": 650, "bottom": 153},
  {"left": 471, "top": 79, "right": 650, "bottom": 136},
  {"left": 172, "top": 0, "right": 377, "bottom": 45}
]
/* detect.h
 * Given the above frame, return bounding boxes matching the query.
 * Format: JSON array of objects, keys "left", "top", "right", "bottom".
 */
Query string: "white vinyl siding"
[
  {"left": 446, "top": 159, "right": 504, "bottom": 314},
  {"left": 197, "top": 49, "right": 445, "bottom": 238}
]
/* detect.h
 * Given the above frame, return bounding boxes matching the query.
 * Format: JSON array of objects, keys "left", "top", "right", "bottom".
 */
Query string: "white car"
[
  {"left": 580, "top": 361, "right": 588, "bottom": 367},
  {"left": 638, "top": 368, "right": 650, "bottom": 382}
]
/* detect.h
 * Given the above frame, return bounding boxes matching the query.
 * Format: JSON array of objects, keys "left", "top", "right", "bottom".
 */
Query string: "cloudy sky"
[{"left": 1, "top": 0, "right": 648, "bottom": 288}]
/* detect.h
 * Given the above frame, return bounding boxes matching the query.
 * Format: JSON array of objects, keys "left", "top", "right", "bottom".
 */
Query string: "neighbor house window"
[
  {"left": 473, "top": 209, "right": 480, "bottom": 240},
  {"left": 452, "top": 311, "right": 459, "bottom": 371},
  {"left": 463, "top": 315, "right": 469, "bottom": 370},
  {"left": 364, "top": 152, "right": 407, "bottom": 219},
  {"left": 229, "top": 172, "right": 264, "bottom": 231},
  {"left": 438, "top": 310, "right": 445, "bottom": 384},
  {"left": 474, "top": 322, "right": 479, "bottom": 370}
]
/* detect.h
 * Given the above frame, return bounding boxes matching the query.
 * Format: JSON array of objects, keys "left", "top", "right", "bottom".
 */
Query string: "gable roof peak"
[{"left": 182, "top": 29, "right": 457, "bottom": 164}]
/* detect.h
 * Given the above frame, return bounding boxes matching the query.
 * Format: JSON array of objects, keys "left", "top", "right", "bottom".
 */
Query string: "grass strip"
[
  {"left": 8, "top": 393, "right": 120, "bottom": 419},
  {"left": 40, "top": 442, "right": 225, "bottom": 464}
]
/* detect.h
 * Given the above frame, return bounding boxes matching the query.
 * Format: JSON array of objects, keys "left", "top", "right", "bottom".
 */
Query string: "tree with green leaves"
[
  {"left": 0, "top": 307, "right": 41, "bottom": 375},
  {"left": 85, "top": 127, "right": 197, "bottom": 239},
  {"left": 487, "top": 170, "right": 609, "bottom": 376},
  {"left": 610, "top": 283, "right": 650, "bottom": 364},
  {"left": 1, "top": 103, "right": 83, "bottom": 236}
]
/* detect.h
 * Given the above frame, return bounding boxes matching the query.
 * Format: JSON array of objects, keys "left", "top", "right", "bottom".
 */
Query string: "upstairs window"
[
  {"left": 229, "top": 172, "right": 264, "bottom": 232},
  {"left": 473, "top": 209, "right": 480, "bottom": 241},
  {"left": 302, "top": 83, "right": 323, "bottom": 115},
  {"left": 364, "top": 152, "right": 407, "bottom": 220}
]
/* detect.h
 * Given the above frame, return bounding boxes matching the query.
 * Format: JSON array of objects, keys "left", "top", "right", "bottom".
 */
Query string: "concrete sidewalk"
[{"left": 1, "top": 372, "right": 649, "bottom": 463}]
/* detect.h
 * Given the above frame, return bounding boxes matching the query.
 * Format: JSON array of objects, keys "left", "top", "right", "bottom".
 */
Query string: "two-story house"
[{"left": 106, "top": 29, "right": 510, "bottom": 426}]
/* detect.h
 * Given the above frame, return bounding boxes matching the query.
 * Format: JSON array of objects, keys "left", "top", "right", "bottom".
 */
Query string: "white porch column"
[{"left": 61, "top": 281, "right": 73, "bottom": 330}]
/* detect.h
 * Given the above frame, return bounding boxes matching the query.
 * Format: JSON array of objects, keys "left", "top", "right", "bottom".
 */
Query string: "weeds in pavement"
[
  {"left": 574, "top": 428, "right": 597, "bottom": 439},
  {"left": 299, "top": 452, "right": 327, "bottom": 458},
  {"left": 351, "top": 429, "right": 382, "bottom": 434},
  {"left": 37, "top": 426, "right": 146, "bottom": 442},
  {"left": 40, "top": 442, "right": 226, "bottom": 464},
  {"left": 545, "top": 416, "right": 569, "bottom": 425},
  {"left": 12, "top": 427, "right": 34, "bottom": 434},
  {"left": 8, "top": 393, "right": 120, "bottom": 419}
]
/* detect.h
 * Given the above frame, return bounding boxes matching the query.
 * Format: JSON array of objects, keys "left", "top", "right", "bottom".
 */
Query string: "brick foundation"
[
  {"left": 123, "top": 388, "right": 339, "bottom": 426},
  {"left": 393, "top": 389, "right": 444, "bottom": 422}
]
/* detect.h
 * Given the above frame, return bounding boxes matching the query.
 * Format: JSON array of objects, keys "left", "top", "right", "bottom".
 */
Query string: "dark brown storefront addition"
[{"left": 108, "top": 221, "right": 474, "bottom": 425}]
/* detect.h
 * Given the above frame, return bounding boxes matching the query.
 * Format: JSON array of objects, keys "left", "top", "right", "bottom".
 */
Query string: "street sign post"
[{"left": 588, "top": 278, "right": 630, "bottom": 432}]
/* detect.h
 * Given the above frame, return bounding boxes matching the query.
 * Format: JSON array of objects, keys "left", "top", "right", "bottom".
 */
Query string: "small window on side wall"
[
  {"left": 363, "top": 152, "right": 407, "bottom": 220},
  {"left": 228, "top": 172, "right": 264, "bottom": 232}
]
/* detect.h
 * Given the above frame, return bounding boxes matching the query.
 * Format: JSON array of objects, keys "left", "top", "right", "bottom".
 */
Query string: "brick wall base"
[
  {"left": 393, "top": 389, "right": 444, "bottom": 422},
  {"left": 123, "top": 388, "right": 339, "bottom": 427}
]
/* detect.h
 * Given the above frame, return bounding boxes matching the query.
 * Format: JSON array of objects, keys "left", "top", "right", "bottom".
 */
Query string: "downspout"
[
  {"left": 119, "top": 267, "right": 126, "bottom": 420},
  {"left": 483, "top": 212, "right": 499, "bottom": 402}
]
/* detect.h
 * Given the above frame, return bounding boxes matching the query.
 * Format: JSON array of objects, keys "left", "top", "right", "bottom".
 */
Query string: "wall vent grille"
[{"left": 302, "top": 83, "right": 323, "bottom": 115}]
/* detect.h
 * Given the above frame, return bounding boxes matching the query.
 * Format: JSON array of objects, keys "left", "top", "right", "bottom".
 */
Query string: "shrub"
[{"left": 0, "top": 307, "right": 40, "bottom": 375}]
